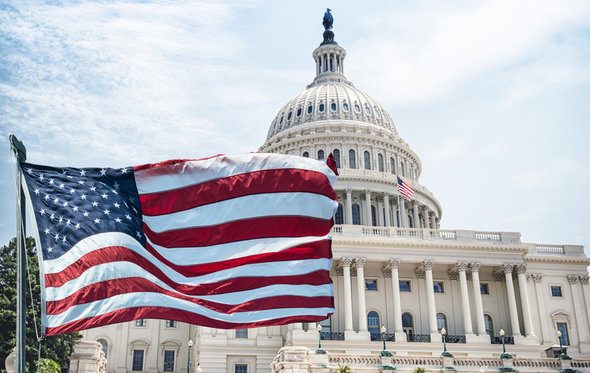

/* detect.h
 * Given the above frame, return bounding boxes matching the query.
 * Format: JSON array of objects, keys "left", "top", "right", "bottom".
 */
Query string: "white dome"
[{"left": 266, "top": 80, "right": 398, "bottom": 140}]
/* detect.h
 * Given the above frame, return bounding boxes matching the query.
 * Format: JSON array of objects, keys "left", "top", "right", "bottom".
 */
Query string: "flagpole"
[{"left": 10, "top": 135, "right": 27, "bottom": 373}]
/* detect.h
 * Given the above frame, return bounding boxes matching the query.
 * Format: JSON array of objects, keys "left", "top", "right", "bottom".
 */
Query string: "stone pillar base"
[
  {"left": 513, "top": 335, "right": 538, "bottom": 345},
  {"left": 430, "top": 333, "right": 442, "bottom": 343},
  {"left": 465, "top": 333, "right": 491, "bottom": 344},
  {"left": 393, "top": 331, "right": 407, "bottom": 342},
  {"left": 290, "top": 329, "right": 317, "bottom": 343},
  {"left": 344, "top": 330, "right": 371, "bottom": 341},
  {"left": 68, "top": 340, "right": 106, "bottom": 373}
]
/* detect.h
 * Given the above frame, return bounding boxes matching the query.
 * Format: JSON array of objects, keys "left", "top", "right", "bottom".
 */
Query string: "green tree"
[{"left": 0, "top": 238, "right": 80, "bottom": 372}]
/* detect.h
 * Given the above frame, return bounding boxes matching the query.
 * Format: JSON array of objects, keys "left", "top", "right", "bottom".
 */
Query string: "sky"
[{"left": 1, "top": 0, "right": 589, "bottom": 253}]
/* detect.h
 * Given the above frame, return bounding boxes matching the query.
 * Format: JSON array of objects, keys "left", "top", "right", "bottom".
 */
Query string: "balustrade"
[
  {"left": 445, "top": 335, "right": 466, "bottom": 343},
  {"left": 407, "top": 334, "right": 431, "bottom": 343},
  {"left": 320, "top": 331, "right": 345, "bottom": 341},
  {"left": 369, "top": 333, "right": 395, "bottom": 342}
]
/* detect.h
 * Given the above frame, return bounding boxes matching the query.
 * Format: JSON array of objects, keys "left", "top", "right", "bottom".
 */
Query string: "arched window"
[
  {"left": 97, "top": 339, "right": 108, "bottom": 359},
  {"left": 352, "top": 204, "right": 361, "bottom": 225},
  {"left": 333, "top": 149, "right": 341, "bottom": 168},
  {"left": 371, "top": 205, "right": 377, "bottom": 227},
  {"left": 437, "top": 313, "right": 447, "bottom": 331},
  {"left": 400, "top": 162, "right": 405, "bottom": 177},
  {"left": 367, "top": 311, "right": 381, "bottom": 336},
  {"left": 317, "top": 149, "right": 325, "bottom": 160},
  {"left": 378, "top": 154, "right": 384, "bottom": 172},
  {"left": 484, "top": 314, "right": 494, "bottom": 336},
  {"left": 287, "top": 111, "right": 292, "bottom": 121},
  {"left": 302, "top": 151, "right": 309, "bottom": 158},
  {"left": 349, "top": 149, "right": 357, "bottom": 169},
  {"left": 402, "top": 312, "right": 414, "bottom": 338},
  {"left": 408, "top": 215, "right": 414, "bottom": 228},
  {"left": 364, "top": 151, "right": 371, "bottom": 170},
  {"left": 319, "top": 103, "right": 325, "bottom": 112},
  {"left": 307, "top": 105, "right": 313, "bottom": 114},
  {"left": 390, "top": 157, "right": 396, "bottom": 174},
  {"left": 330, "top": 102, "right": 338, "bottom": 112},
  {"left": 335, "top": 203, "right": 344, "bottom": 224},
  {"left": 296, "top": 107, "right": 302, "bottom": 117},
  {"left": 343, "top": 102, "right": 350, "bottom": 112}
]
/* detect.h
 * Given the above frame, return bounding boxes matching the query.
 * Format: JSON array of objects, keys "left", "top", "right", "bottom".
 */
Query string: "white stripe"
[
  {"left": 47, "top": 292, "right": 334, "bottom": 327},
  {"left": 46, "top": 258, "right": 332, "bottom": 300},
  {"left": 143, "top": 192, "right": 338, "bottom": 233},
  {"left": 43, "top": 232, "right": 331, "bottom": 274},
  {"left": 134, "top": 153, "right": 337, "bottom": 195}
]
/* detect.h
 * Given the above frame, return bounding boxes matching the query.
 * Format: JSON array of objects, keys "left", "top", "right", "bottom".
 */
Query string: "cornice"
[{"left": 523, "top": 255, "right": 590, "bottom": 265}]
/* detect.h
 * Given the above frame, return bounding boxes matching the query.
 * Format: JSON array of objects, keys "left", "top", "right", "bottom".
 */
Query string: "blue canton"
[{"left": 21, "top": 162, "right": 145, "bottom": 260}]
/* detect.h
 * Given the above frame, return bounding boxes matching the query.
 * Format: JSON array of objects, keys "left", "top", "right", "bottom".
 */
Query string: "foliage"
[
  {"left": 337, "top": 364, "right": 351, "bottom": 373},
  {"left": 37, "top": 358, "right": 61, "bottom": 373},
  {"left": 413, "top": 368, "right": 427, "bottom": 373},
  {"left": 0, "top": 237, "right": 81, "bottom": 372}
]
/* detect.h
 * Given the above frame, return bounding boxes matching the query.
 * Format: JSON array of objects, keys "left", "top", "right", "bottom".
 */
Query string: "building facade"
[{"left": 79, "top": 14, "right": 590, "bottom": 373}]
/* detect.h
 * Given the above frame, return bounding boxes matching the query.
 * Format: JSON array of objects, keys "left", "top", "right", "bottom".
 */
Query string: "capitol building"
[{"left": 76, "top": 12, "right": 590, "bottom": 373}]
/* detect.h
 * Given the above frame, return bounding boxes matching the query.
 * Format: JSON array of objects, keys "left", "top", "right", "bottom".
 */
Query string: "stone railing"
[
  {"left": 529, "top": 244, "right": 586, "bottom": 257},
  {"left": 333, "top": 225, "right": 521, "bottom": 244}
]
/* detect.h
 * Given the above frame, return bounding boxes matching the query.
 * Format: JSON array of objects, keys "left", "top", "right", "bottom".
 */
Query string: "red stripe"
[
  {"left": 46, "top": 307, "right": 334, "bottom": 336},
  {"left": 46, "top": 276, "right": 333, "bottom": 315},
  {"left": 45, "top": 241, "right": 331, "bottom": 286},
  {"left": 139, "top": 168, "right": 337, "bottom": 216},
  {"left": 143, "top": 216, "right": 334, "bottom": 248}
]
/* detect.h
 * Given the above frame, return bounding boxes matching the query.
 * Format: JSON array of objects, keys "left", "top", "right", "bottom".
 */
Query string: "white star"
[
  {"left": 114, "top": 202, "right": 121, "bottom": 208},
  {"left": 62, "top": 201, "right": 68, "bottom": 207},
  {"left": 136, "top": 231, "right": 142, "bottom": 238},
  {"left": 81, "top": 194, "right": 87, "bottom": 200},
  {"left": 69, "top": 188, "right": 76, "bottom": 194},
  {"left": 80, "top": 170, "right": 86, "bottom": 177},
  {"left": 103, "top": 209, "right": 110, "bottom": 215},
  {"left": 49, "top": 178, "right": 54, "bottom": 185},
  {"left": 83, "top": 212, "right": 89, "bottom": 217},
  {"left": 92, "top": 201, "right": 99, "bottom": 207},
  {"left": 100, "top": 169, "right": 107, "bottom": 176},
  {"left": 90, "top": 186, "right": 96, "bottom": 192},
  {"left": 125, "top": 214, "right": 132, "bottom": 220},
  {"left": 44, "top": 194, "right": 50, "bottom": 201},
  {"left": 111, "top": 189, "right": 118, "bottom": 195},
  {"left": 75, "top": 223, "right": 80, "bottom": 230},
  {"left": 47, "top": 247, "right": 53, "bottom": 253},
  {"left": 34, "top": 188, "right": 40, "bottom": 195},
  {"left": 59, "top": 183, "right": 65, "bottom": 189},
  {"left": 53, "top": 197, "right": 59, "bottom": 204},
  {"left": 58, "top": 216, "right": 63, "bottom": 224},
  {"left": 73, "top": 206, "right": 79, "bottom": 212},
  {"left": 115, "top": 217, "right": 122, "bottom": 223},
  {"left": 114, "top": 181, "right": 120, "bottom": 190},
  {"left": 54, "top": 233, "right": 60, "bottom": 241},
  {"left": 66, "top": 219, "right": 71, "bottom": 226},
  {"left": 44, "top": 228, "right": 50, "bottom": 235},
  {"left": 94, "top": 218, "right": 101, "bottom": 224},
  {"left": 39, "top": 174, "right": 44, "bottom": 181},
  {"left": 101, "top": 193, "right": 108, "bottom": 199},
  {"left": 120, "top": 168, "right": 128, "bottom": 174},
  {"left": 39, "top": 209, "right": 45, "bottom": 215},
  {"left": 49, "top": 214, "right": 55, "bottom": 221},
  {"left": 62, "top": 236, "right": 67, "bottom": 243},
  {"left": 78, "top": 180, "right": 85, "bottom": 185},
  {"left": 26, "top": 168, "right": 33, "bottom": 174}
]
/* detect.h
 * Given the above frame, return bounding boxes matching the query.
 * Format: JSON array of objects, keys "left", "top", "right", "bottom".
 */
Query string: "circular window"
[
  {"left": 307, "top": 105, "right": 313, "bottom": 114},
  {"left": 354, "top": 104, "right": 361, "bottom": 113},
  {"left": 330, "top": 102, "right": 337, "bottom": 112},
  {"left": 319, "top": 103, "right": 325, "bottom": 112},
  {"left": 343, "top": 102, "right": 349, "bottom": 112},
  {"left": 287, "top": 111, "right": 292, "bottom": 120},
  {"left": 296, "top": 108, "right": 302, "bottom": 117}
]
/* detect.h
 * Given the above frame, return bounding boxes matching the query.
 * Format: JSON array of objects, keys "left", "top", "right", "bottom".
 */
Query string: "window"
[
  {"left": 320, "top": 316, "right": 332, "bottom": 331},
  {"left": 235, "top": 329, "right": 248, "bottom": 338},
  {"left": 551, "top": 285, "right": 563, "bottom": 297},
  {"left": 480, "top": 283, "right": 490, "bottom": 295},
  {"left": 557, "top": 322, "right": 570, "bottom": 345},
  {"left": 436, "top": 313, "right": 447, "bottom": 330},
  {"left": 400, "top": 280, "right": 411, "bottom": 292},
  {"left": 365, "top": 105, "right": 372, "bottom": 115},
  {"left": 165, "top": 320, "right": 176, "bottom": 328},
  {"left": 351, "top": 204, "right": 361, "bottom": 225},
  {"left": 484, "top": 314, "right": 494, "bottom": 336},
  {"left": 354, "top": 103, "right": 361, "bottom": 113},
  {"left": 343, "top": 102, "right": 349, "bottom": 112},
  {"left": 287, "top": 111, "right": 292, "bottom": 120},
  {"left": 135, "top": 319, "right": 146, "bottom": 327},
  {"left": 433, "top": 281, "right": 444, "bottom": 293},
  {"left": 400, "top": 162, "right": 405, "bottom": 177},
  {"left": 367, "top": 311, "right": 380, "bottom": 335},
  {"left": 370, "top": 205, "right": 377, "bottom": 226},
  {"left": 132, "top": 350, "right": 144, "bottom": 371},
  {"left": 390, "top": 157, "right": 396, "bottom": 174},
  {"left": 307, "top": 104, "right": 313, "bottom": 114},
  {"left": 97, "top": 339, "right": 108, "bottom": 359},
  {"left": 279, "top": 116, "right": 283, "bottom": 124},
  {"left": 365, "top": 279, "right": 378, "bottom": 291},
  {"left": 349, "top": 149, "right": 357, "bottom": 169},
  {"left": 330, "top": 102, "right": 337, "bottom": 112},
  {"left": 378, "top": 154, "right": 384, "bottom": 172},
  {"left": 302, "top": 151, "right": 309, "bottom": 158},
  {"left": 317, "top": 149, "right": 325, "bottom": 160},
  {"left": 402, "top": 312, "right": 413, "bottom": 337},
  {"left": 296, "top": 107, "right": 302, "bottom": 117},
  {"left": 235, "top": 364, "right": 248, "bottom": 373},
  {"left": 335, "top": 203, "right": 344, "bottom": 224},
  {"left": 364, "top": 151, "right": 371, "bottom": 170},
  {"left": 319, "top": 103, "right": 325, "bottom": 112},
  {"left": 163, "top": 350, "right": 175, "bottom": 372},
  {"left": 333, "top": 149, "right": 341, "bottom": 168},
  {"left": 375, "top": 107, "right": 381, "bottom": 118}
]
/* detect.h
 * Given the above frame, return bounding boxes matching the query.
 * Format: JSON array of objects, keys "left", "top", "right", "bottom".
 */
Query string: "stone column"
[
  {"left": 423, "top": 260, "right": 440, "bottom": 341},
  {"left": 532, "top": 274, "right": 552, "bottom": 344},
  {"left": 516, "top": 265, "right": 535, "bottom": 338},
  {"left": 355, "top": 258, "right": 368, "bottom": 332},
  {"left": 470, "top": 263, "right": 487, "bottom": 336},
  {"left": 364, "top": 191, "right": 372, "bottom": 226},
  {"left": 386, "top": 259, "right": 405, "bottom": 340},
  {"left": 568, "top": 275, "right": 590, "bottom": 352},
  {"left": 393, "top": 199, "right": 400, "bottom": 227},
  {"left": 423, "top": 209, "right": 431, "bottom": 229},
  {"left": 383, "top": 194, "right": 391, "bottom": 227},
  {"left": 341, "top": 258, "right": 354, "bottom": 332},
  {"left": 502, "top": 265, "right": 522, "bottom": 337},
  {"left": 457, "top": 262, "right": 474, "bottom": 335},
  {"left": 430, "top": 213, "right": 436, "bottom": 230},
  {"left": 412, "top": 202, "right": 420, "bottom": 229},
  {"left": 345, "top": 189, "right": 353, "bottom": 224},
  {"left": 580, "top": 276, "right": 590, "bottom": 342},
  {"left": 399, "top": 197, "right": 406, "bottom": 228}
]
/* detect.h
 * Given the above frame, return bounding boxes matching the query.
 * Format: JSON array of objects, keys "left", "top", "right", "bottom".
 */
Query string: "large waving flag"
[{"left": 20, "top": 153, "right": 338, "bottom": 336}]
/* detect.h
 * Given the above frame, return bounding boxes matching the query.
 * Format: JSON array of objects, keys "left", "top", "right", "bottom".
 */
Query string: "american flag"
[
  {"left": 396, "top": 176, "right": 414, "bottom": 200},
  {"left": 21, "top": 153, "right": 338, "bottom": 336}
]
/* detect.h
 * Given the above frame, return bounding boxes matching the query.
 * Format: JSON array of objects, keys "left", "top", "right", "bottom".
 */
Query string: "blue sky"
[{"left": 1, "top": 0, "right": 589, "bottom": 252}]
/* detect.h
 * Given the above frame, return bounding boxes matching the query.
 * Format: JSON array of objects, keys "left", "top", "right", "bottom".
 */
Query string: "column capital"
[
  {"left": 354, "top": 257, "right": 366, "bottom": 267},
  {"left": 532, "top": 273, "right": 543, "bottom": 283},
  {"left": 415, "top": 268, "right": 426, "bottom": 279},
  {"left": 346, "top": 187, "right": 352, "bottom": 193},
  {"left": 382, "top": 266, "right": 392, "bottom": 277},
  {"left": 447, "top": 270, "right": 459, "bottom": 281},
  {"left": 456, "top": 261, "right": 469, "bottom": 272},
  {"left": 422, "top": 260, "right": 434, "bottom": 270},
  {"left": 364, "top": 189, "right": 370, "bottom": 195},
  {"left": 340, "top": 257, "right": 353, "bottom": 267},
  {"left": 388, "top": 258, "right": 400, "bottom": 269},
  {"left": 335, "top": 266, "right": 343, "bottom": 275},
  {"left": 501, "top": 264, "right": 514, "bottom": 274},
  {"left": 470, "top": 262, "right": 481, "bottom": 272},
  {"left": 515, "top": 264, "right": 527, "bottom": 274},
  {"left": 579, "top": 275, "right": 589, "bottom": 285},
  {"left": 567, "top": 275, "right": 579, "bottom": 284}
]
